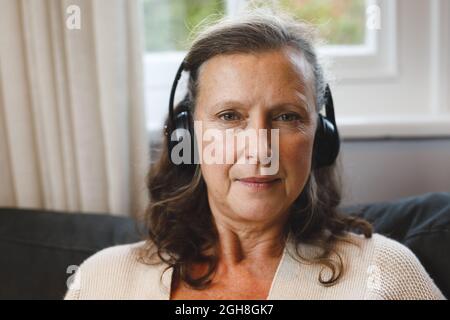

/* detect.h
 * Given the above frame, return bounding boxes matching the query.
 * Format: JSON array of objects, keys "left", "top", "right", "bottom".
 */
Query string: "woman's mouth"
[{"left": 237, "top": 176, "right": 281, "bottom": 190}]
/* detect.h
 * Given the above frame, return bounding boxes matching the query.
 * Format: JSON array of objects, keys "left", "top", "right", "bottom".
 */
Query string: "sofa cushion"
[{"left": 0, "top": 208, "right": 142, "bottom": 299}]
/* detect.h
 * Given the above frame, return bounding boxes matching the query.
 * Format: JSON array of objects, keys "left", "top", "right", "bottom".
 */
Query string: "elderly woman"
[{"left": 65, "top": 11, "right": 444, "bottom": 300}]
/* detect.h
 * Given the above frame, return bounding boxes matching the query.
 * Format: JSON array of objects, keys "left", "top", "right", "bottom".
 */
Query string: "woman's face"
[{"left": 194, "top": 48, "right": 317, "bottom": 226}]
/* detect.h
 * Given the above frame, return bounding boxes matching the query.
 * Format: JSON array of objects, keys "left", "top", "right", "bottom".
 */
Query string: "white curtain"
[{"left": 0, "top": 0, "right": 149, "bottom": 217}]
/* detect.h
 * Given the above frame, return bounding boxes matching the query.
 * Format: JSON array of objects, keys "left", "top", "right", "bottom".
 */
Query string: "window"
[
  {"left": 142, "top": 0, "right": 450, "bottom": 139},
  {"left": 258, "top": 0, "right": 367, "bottom": 45},
  {"left": 142, "top": 0, "right": 368, "bottom": 50},
  {"left": 143, "top": 0, "right": 226, "bottom": 52}
]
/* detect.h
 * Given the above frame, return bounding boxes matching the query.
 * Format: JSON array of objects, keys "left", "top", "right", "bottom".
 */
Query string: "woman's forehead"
[
  {"left": 198, "top": 49, "right": 309, "bottom": 81},
  {"left": 196, "top": 49, "right": 314, "bottom": 111}
]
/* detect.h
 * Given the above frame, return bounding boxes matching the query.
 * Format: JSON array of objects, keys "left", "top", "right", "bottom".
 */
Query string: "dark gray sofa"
[{"left": 0, "top": 192, "right": 449, "bottom": 300}]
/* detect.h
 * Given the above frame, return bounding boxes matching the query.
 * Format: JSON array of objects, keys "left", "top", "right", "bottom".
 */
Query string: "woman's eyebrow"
[
  {"left": 271, "top": 102, "right": 309, "bottom": 114},
  {"left": 272, "top": 93, "right": 309, "bottom": 112},
  {"left": 210, "top": 96, "right": 309, "bottom": 112},
  {"left": 210, "top": 100, "right": 247, "bottom": 110},
  {"left": 294, "top": 92, "right": 309, "bottom": 111}
]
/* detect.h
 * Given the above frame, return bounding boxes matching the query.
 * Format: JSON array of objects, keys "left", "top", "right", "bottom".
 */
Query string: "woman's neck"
[{"left": 213, "top": 219, "right": 288, "bottom": 270}]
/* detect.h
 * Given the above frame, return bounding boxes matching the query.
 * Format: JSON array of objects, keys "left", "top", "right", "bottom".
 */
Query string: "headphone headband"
[
  {"left": 324, "top": 85, "right": 335, "bottom": 124},
  {"left": 168, "top": 60, "right": 187, "bottom": 125}
]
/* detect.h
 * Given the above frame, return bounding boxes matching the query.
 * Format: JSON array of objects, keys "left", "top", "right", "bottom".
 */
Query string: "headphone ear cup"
[
  {"left": 169, "top": 111, "right": 189, "bottom": 162},
  {"left": 313, "top": 114, "right": 340, "bottom": 168},
  {"left": 168, "top": 110, "right": 195, "bottom": 166}
]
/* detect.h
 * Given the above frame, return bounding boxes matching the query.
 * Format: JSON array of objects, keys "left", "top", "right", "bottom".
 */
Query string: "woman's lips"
[{"left": 237, "top": 177, "right": 281, "bottom": 190}]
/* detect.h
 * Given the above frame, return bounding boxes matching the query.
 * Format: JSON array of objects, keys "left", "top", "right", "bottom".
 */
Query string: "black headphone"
[{"left": 164, "top": 59, "right": 340, "bottom": 169}]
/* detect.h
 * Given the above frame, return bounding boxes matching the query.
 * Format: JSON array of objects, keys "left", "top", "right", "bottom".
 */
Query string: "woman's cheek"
[
  {"left": 278, "top": 135, "right": 312, "bottom": 198},
  {"left": 279, "top": 133, "right": 313, "bottom": 174},
  {"left": 201, "top": 163, "right": 232, "bottom": 194}
]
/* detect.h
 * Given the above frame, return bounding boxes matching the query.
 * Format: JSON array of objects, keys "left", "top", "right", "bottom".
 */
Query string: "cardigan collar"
[{"left": 156, "top": 233, "right": 299, "bottom": 300}]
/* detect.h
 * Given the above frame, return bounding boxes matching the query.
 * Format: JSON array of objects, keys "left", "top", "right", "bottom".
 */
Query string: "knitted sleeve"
[
  {"left": 64, "top": 287, "right": 80, "bottom": 300},
  {"left": 365, "top": 234, "right": 446, "bottom": 300}
]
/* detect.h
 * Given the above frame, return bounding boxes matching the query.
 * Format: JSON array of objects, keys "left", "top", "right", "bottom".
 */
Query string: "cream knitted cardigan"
[{"left": 64, "top": 233, "right": 445, "bottom": 300}]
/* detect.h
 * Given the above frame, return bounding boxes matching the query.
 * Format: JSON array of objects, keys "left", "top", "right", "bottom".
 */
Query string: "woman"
[{"left": 65, "top": 10, "right": 445, "bottom": 300}]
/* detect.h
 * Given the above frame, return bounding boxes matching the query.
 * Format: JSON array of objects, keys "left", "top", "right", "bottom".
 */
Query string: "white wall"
[{"left": 340, "top": 138, "right": 450, "bottom": 206}]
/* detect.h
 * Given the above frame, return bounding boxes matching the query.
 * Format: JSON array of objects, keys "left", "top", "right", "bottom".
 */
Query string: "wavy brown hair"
[{"left": 140, "top": 9, "right": 372, "bottom": 290}]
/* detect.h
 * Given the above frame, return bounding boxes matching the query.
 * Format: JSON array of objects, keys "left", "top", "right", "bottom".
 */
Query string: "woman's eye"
[
  {"left": 218, "top": 112, "right": 241, "bottom": 121},
  {"left": 274, "top": 113, "right": 301, "bottom": 122}
]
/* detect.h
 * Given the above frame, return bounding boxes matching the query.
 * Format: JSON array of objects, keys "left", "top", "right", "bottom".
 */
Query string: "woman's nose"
[{"left": 244, "top": 115, "right": 273, "bottom": 166}]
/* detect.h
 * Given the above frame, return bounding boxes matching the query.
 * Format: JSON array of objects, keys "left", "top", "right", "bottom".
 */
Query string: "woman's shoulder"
[
  {"left": 340, "top": 232, "right": 445, "bottom": 299},
  {"left": 336, "top": 231, "right": 432, "bottom": 262},
  {"left": 86, "top": 241, "right": 151, "bottom": 267},
  {"left": 338, "top": 231, "right": 419, "bottom": 255},
  {"left": 64, "top": 240, "right": 170, "bottom": 299}
]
